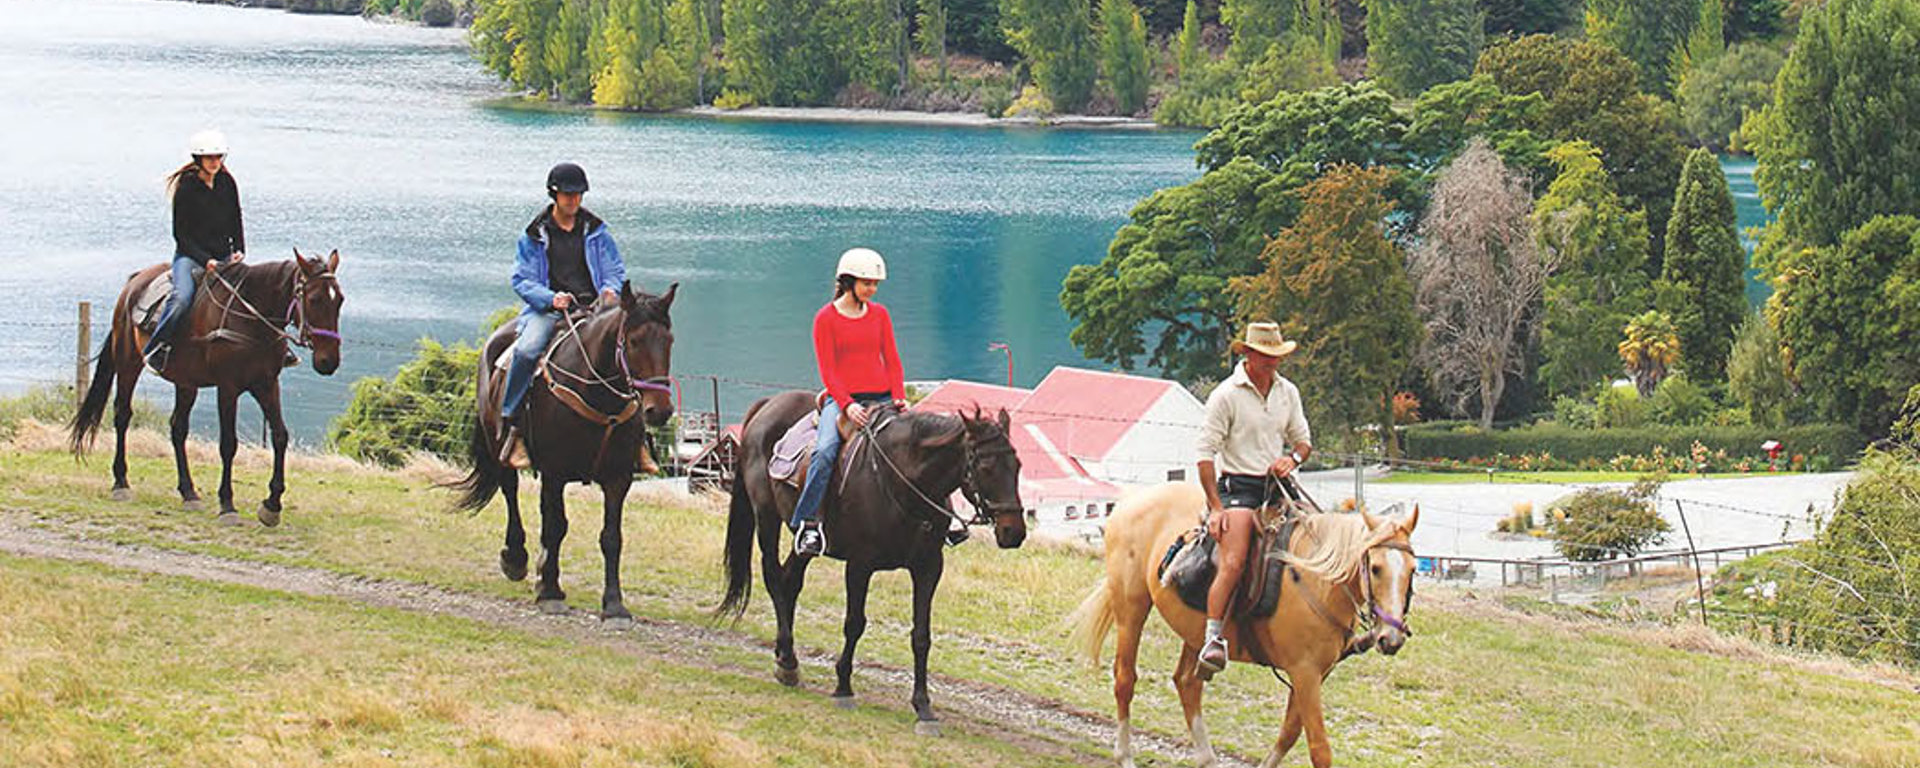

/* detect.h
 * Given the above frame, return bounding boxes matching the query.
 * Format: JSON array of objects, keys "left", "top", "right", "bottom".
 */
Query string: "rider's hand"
[
  {"left": 893, "top": 398, "right": 909, "bottom": 411},
  {"left": 228, "top": 251, "right": 245, "bottom": 264},
  {"left": 552, "top": 293, "right": 573, "bottom": 310},
  {"left": 599, "top": 288, "right": 618, "bottom": 306},
  {"left": 847, "top": 402, "right": 871, "bottom": 427},
  {"left": 1268, "top": 454, "right": 1298, "bottom": 478},
  {"left": 1206, "top": 506, "right": 1229, "bottom": 538}
]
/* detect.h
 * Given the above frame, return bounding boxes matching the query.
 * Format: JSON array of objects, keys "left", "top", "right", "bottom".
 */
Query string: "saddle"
[
  {"left": 132, "top": 265, "right": 206, "bottom": 333},
  {"left": 1157, "top": 509, "right": 1305, "bottom": 620},
  {"left": 767, "top": 399, "right": 895, "bottom": 491}
]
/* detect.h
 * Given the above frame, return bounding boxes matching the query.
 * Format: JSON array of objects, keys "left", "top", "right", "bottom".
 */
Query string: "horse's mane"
[{"left": 1281, "top": 513, "right": 1376, "bottom": 583}]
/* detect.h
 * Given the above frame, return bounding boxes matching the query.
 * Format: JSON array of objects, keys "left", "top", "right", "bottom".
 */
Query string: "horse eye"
[{"left": 1371, "top": 565, "right": 1381, "bottom": 576}]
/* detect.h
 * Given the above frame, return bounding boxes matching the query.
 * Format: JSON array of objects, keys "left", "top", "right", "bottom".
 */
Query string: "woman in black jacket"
[{"left": 144, "top": 129, "right": 245, "bottom": 370}]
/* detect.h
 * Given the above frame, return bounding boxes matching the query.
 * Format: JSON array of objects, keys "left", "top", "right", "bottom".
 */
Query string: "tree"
[
  {"left": 1658, "top": 148, "right": 1748, "bottom": 382},
  {"left": 1534, "top": 140, "right": 1652, "bottom": 400},
  {"left": 1062, "top": 159, "right": 1288, "bottom": 383},
  {"left": 1098, "top": 0, "right": 1152, "bottom": 114},
  {"left": 1403, "top": 75, "right": 1550, "bottom": 179},
  {"left": 1409, "top": 139, "right": 1545, "bottom": 427},
  {"left": 1237, "top": 32, "right": 1339, "bottom": 105},
  {"left": 1477, "top": 34, "right": 1686, "bottom": 269},
  {"left": 1726, "top": 312, "right": 1792, "bottom": 427},
  {"left": 1366, "top": 0, "right": 1484, "bottom": 97},
  {"left": 1195, "top": 82, "right": 1411, "bottom": 188},
  {"left": 721, "top": 0, "right": 775, "bottom": 103},
  {"left": 1176, "top": 0, "right": 1202, "bottom": 79},
  {"left": 1221, "top": 0, "right": 1298, "bottom": 61},
  {"left": 1770, "top": 448, "right": 1920, "bottom": 663},
  {"left": 1750, "top": 0, "right": 1920, "bottom": 250},
  {"left": 1723, "top": 0, "right": 1784, "bottom": 42},
  {"left": 1229, "top": 165, "right": 1420, "bottom": 439},
  {"left": 1767, "top": 215, "right": 1920, "bottom": 436},
  {"left": 667, "top": 0, "right": 711, "bottom": 101},
  {"left": 1620, "top": 309, "right": 1681, "bottom": 397},
  {"left": 1671, "top": 0, "right": 1724, "bottom": 80},
  {"left": 916, "top": 0, "right": 949, "bottom": 82},
  {"left": 1550, "top": 477, "right": 1670, "bottom": 561},
  {"left": 1676, "top": 42, "right": 1783, "bottom": 150},
  {"left": 1584, "top": 0, "right": 1698, "bottom": 96},
  {"left": 543, "top": 0, "right": 593, "bottom": 101},
  {"left": 1002, "top": 0, "right": 1098, "bottom": 111},
  {"left": 1479, "top": 0, "right": 1576, "bottom": 36}
]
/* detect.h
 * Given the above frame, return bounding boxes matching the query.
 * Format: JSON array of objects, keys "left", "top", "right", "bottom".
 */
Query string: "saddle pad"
[
  {"left": 768, "top": 412, "right": 820, "bottom": 483},
  {"left": 1158, "top": 516, "right": 1299, "bottom": 619},
  {"left": 133, "top": 265, "right": 205, "bottom": 332}
]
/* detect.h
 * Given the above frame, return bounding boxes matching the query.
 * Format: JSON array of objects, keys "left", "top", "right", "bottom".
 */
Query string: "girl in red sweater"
[{"left": 790, "top": 248, "right": 906, "bottom": 556}]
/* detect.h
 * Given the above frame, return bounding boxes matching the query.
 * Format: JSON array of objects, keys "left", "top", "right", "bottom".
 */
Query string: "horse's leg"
[
  {"left": 1111, "top": 595, "right": 1151, "bottom": 768},
  {"left": 1172, "top": 644, "right": 1217, "bottom": 767},
  {"left": 168, "top": 384, "right": 202, "bottom": 512},
  {"left": 534, "top": 477, "right": 569, "bottom": 612},
  {"left": 831, "top": 564, "right": 873, "bottom": 707},
  {"left": 249, "top": 379, "right": 288, "bottom": 527},
  {"left": 109, "top": 368, "right": 139, "bottom": 501},
  {"left": 499, "top": 469, "right": 528, "bottom": 581},
  {"left": 907, "top": 553, "right": 944, "bottom": 734},
  {"left": 1260, "top": 687, "right": 1305, "bottom": 768},
  {"left": 755, "top": 509, "right": 803, "bottom": 685},
  {"left": 597, "top": 472, "right": 633, "bottom": 626},
  {"left": 213, "top": 384, "right": 241, "bottom": 521},
  {"left": 1293, "top": 670, "right": 1334, "bottom": 768}
]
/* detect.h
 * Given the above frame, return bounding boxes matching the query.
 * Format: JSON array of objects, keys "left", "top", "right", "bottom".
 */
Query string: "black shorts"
[{"left": 1218, "top": 473, "right": 1286, "bottom": 510}]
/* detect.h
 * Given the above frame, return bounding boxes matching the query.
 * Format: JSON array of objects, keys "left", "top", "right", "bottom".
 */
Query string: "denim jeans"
[
  {"left": 500, "top": 311, "right": 560, "bottom": 420},
  {"left": 790, "top": 394, "right": 891, "bottom": 529},
  {"left": 144, "top": 255, "right": 197, "bottom": 355}
]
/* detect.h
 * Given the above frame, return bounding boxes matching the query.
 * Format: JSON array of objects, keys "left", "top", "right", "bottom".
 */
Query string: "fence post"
[
  {"left": 1354, "top": 455, "right": 1365, "bottom": 511},
  {"left": 1674, "top": 499, "right": 1709, "bottom": 626},
  {"left": 74, "top": 301, "right": 92, "bottom": 408}
]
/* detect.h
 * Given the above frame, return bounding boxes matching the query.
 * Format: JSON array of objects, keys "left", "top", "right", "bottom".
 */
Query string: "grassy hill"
[{"left": 3, "top": 420, "right": 1916, "bottom": 767}]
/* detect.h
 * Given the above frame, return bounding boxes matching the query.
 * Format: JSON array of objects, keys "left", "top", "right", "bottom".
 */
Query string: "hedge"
[{"left": 1402, "top": 422, "right": 1865, "bottom": 465}]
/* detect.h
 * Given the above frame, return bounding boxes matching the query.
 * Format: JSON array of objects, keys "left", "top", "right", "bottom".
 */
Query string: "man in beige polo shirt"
[{"left": 1194, "top": 321, "right": 1313, "bottom": 676}]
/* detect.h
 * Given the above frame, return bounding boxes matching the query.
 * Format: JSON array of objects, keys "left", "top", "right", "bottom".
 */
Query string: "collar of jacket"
[{"left": 526, "top": 206, "right": 603, "bottom": 245}]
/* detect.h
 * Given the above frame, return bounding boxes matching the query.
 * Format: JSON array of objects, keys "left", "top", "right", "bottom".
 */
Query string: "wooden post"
[
  {"left": 74, "top": 301, "right": 92, "bottom": 408},
  {"left": 1675, "top": 499, "right": 1709, "bottom": 626},
  {"left": 1354, "top": 456, "right": 1365, "bottom": 511}
]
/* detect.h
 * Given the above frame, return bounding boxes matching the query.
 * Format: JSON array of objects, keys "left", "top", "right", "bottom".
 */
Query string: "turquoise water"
[
  {"left": 0, "top": 0, "right": 1203, "bottom": 440},
  {"left": 1718, "top": 155, "right": 1774, "bottom": 307}
]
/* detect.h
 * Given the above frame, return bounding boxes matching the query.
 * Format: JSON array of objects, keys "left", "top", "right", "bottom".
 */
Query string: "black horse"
[
  {"left": 449, "top": 282, "right": 676, "bottom": 626},
  {"left": 717, "top": 390, "right": 1027, "bottom": 733}
]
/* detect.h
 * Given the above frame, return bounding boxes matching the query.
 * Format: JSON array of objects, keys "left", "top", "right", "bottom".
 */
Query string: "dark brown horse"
[
  {"left": 68, "top": 250, "right": 345, "bottom": 526},
  {"left": 449, "top": 282, "right": 677, "bottom": 627},
  {"left": 716, "top": 391, "right": 1027, "bottom": 734}
]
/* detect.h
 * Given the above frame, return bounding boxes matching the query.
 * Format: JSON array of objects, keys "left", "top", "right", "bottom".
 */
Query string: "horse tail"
[
  {"left": 67, "top": 333, "right": 118, "bottom": 456},
  {"left": 715, "top": 459, "right": 757, "bottom": 620},
  {"left": 446, "top": 417, "right": 501, "bottom": 512},
  {"left": 1066, "top": 579, "right": 1116, "bottom": 668}
]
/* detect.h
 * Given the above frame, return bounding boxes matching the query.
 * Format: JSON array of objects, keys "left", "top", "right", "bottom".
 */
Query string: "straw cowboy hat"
[{"left": 1230, "top": 321, "right": 1297, "bottom": 358}]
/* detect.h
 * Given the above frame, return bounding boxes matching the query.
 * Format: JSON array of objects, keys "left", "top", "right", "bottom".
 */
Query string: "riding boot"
[
  {"left": 282, "top": 349, "right": 300, "bottom": 369},
  {"left": 143, "top": 343, "right": 171, "bottom": 375},
  {"left": 636, "top": 435, "right": 661, "bottom": 475},
  {"left": 499, "top": 425, "right": 530, "bottom": 469}
]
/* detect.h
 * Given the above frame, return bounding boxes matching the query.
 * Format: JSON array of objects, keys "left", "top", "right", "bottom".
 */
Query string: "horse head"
[
  {"left": 618, "top": 280, "right": 676, "bottom": 427},
  {"left": 959, "top": 407, "right": 1026, "bottom": 549},
  {"left": 1358, "top": 505, "right": 1420, "bottom": 655},
  {"left": 291, "top": 248, "right": 344, "bottom": 376}
]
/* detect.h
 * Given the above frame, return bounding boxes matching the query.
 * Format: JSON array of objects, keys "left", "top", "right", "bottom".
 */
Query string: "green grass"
[
  {"left": 3, "top": 426, "right": 1917, "bottom": 767},
  {"left": 1374, "top": 470, "right": 1774, "bottom": 485}
]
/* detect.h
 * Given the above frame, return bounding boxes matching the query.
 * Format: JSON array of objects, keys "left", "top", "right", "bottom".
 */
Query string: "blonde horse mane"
[{"left": 1279, "top": 513, "right": 1385, "bottom": 583}]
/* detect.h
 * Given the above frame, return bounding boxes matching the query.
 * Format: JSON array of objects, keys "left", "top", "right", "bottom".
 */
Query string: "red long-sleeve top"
[{"left": 813, "top": 301, "right": 906, "bottom": 409}]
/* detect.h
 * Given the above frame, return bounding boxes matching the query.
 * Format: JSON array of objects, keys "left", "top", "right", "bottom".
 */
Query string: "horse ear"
[
  {"left": 660, "top": 282, "right": 679, "bottom": 310},
  {"left": 1402, "top": 504, "right": 1420, "bottom": 534},
  {"left": 292, "top": 247, "right": 305, "bottom": 265},
  {"left": 1361, "top": 508, "right": 1383, "bottom": 531},
  {"left": 326, "top": 249, "right": 340, "bottom": 272},
  {"left": 620, "top": 280, "right": 636, "bottom": 306},
  {"left": 997, "top": 407, "right": 1011, "bottom": 432}
]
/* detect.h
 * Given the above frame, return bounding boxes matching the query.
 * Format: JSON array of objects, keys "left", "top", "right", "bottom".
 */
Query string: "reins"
[
  {"left": 535, "top": 304, "right": 668, "bottom": 472},
  {"left": 202, "top": 262, "right": 340, "bottom": 349},
  {"left": 857, "top": 415, "right": 1012, "bottom": 530}
]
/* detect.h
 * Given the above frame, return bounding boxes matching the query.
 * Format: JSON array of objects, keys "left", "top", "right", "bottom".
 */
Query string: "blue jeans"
[
  {"left": 791, "top": 394, "right": 892, "bottom": 529},
  {"left": 501, "top": 311, "right": 560, "bottom": 420},
  {"left": 144, "top": 255, "right": 197, "bottom": 355}
]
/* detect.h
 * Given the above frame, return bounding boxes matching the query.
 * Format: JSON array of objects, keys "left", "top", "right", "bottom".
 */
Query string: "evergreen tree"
[
  {"left": 667, "top": 0, "right": 710, "bottom": 101},
  {"left": 1176, "top": 0, "right": 1202, "bottom": 80},
  {"left": 721, "top": 0, "right": 775, "bottom": 102},
  {"left": 1584, "top": 0, "right": 1697, "bottom": 96},
  {"left": 1099, "top": 0, "right": 1152, "bottom": 114},
  {"left": 916, "top": 0, "right": 950, "bottom": 82},
  {"left": 1366, "top": 0, "right": 1484, "bottom": 97},
  {"left": 1001, "top": 0, "right": 1098, "bottom": 111},
  {"left": 1534, "top": 140, "right": 1653, "bottom": 399},
  {"left": 1657, "top": 148, "right": 1747, "bottom": 382},
  {"left": 1220, "top": 0, "right": 1293, "bottom": 62}
]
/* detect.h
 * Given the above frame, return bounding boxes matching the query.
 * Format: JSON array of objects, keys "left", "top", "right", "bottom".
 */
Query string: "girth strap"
[{"left": 538, "top": 364, "right": 641, "bottom": 473}]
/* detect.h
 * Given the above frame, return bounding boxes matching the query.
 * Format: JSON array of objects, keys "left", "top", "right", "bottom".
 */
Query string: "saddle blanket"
[
  {"left": 767, "top": 409, "right": 893, "bottom": 489},
  {"left": 1157, "top": 515, "right": 1301, "bottom": 620},
  {"left": 133, "top": 265, "right": 205, "bottom": 333}
]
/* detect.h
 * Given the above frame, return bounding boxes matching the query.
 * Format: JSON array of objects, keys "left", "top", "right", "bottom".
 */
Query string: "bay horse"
[
  {"left": 68, "top": 250, "right": 345, "bottom": 526},
  {"left": 1068, "top": 482, "right": 1419, "bottom": 768},
  {"left": 715, "top": 391, "right": 1028, "bottom": 734},
  {"left": 449, "top": 282, "right": 676, "bottom": 627}
]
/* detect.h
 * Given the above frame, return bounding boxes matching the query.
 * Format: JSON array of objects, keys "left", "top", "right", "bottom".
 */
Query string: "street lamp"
[{"left": 987, "top": 342, "right": 1012, "bottom": 388}]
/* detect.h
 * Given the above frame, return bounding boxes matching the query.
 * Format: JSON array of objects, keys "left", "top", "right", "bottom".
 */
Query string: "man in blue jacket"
[{"left": 498, "top": 162, "right": 626, "bottom": 467}]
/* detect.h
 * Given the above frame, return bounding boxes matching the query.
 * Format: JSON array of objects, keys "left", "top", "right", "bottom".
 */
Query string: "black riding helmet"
[{"left": 547, "top": 162, "right": 589, "bottom": 195}]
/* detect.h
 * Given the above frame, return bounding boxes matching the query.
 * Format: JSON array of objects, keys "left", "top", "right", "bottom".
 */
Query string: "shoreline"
[{"left": 482, "top": 97, "right": 1178, "bottom": 132}]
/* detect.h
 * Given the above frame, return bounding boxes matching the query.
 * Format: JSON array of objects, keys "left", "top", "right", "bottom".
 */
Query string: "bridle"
[
  {"left": 1294, "top": 535, "right": 1417, "bottom": 640},
  {"left": 204, "top": 261, "right": 341, "bottom": 349},
  {"left": 536, "top": 301, "right": 672, "bottom": 470},
  {"left": 861, "top": 416, "right": 1020, "bottom": 529}
]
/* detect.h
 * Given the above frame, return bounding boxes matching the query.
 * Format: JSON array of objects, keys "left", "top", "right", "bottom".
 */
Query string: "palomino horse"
[
  {"left": 449, "top": 282, "right": 676, "bottom": 626},
  {"left": 716, "top": 392, "right": 1027, "bottom": 733},
  {"left": 69, "top": 251, "right": 345, "bottom": 526},
  {"left": 1069, "top": 482, "right": 1419, "bottom": 768}
]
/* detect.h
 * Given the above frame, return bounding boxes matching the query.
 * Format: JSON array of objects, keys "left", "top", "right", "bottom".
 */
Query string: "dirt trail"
[{"left": 0, "top": 518, "right": 1256, "bottom": 768}]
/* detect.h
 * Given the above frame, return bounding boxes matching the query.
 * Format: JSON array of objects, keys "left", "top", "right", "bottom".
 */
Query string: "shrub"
[
  {"left": 2, "top": 383, "right": 162, "bottom": 443},
  {"left": 420, "top": 0, "right": 456, "bottom": 26},
  {"left": 1004, "top": 84, "right": 1055, "bottom": 118},
  {"left": 1403, "top": 421, "right": 1865, "bottom": 466},
  {"left": 1649, "top": 374, "right": 1715, "bottom": 426},
  {"left": 1596, "top": 384, "right": 1646, "bottom": 428},
  {"left": 1549, "top": 475, "right": 1671, "bottom": 561},
  {"left": 1552, "top": 395, "right": 1599, "bottom": 429},
  {"left": 1765, "top": 447, "right": 1920, "bottom": 663},
  {"left": 712, "top": 89, "right": 757, "bottom": 110},
  {"left": 327, "top": 339, "right": 480, "bottom": 467}
]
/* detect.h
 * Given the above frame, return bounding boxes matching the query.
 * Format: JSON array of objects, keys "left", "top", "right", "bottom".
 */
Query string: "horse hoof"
[
  {"left": 601, "top": 614, "right": 634, "bottom": 631},
  {"left": 215, "top": 512, "right": 243, "bottom": 527},
  {"left": 830, "top": 695, "right": 856, "bottom": 710},
  {"left": 183, "top": 499, "right": 206, "bottom": 513},
  {"left": 775, "top": 666, "right": 800, "bottom": 687},
  {"left": 110, "top": 488, "right": 133, "bottom": 502},
  {"left": 256, "top": 505, "right": 281, "bottom": 528},
  {"left": 500, "top": 550, "right": 529, "bottom": 582},
  {"left": 536, "top": 599, "right": 569, "bottom": 615},
  {"left": 913, "top": 720, "right": 942, "bottom": 737}
]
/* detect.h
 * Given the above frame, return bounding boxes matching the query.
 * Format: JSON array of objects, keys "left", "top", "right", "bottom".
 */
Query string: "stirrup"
[
  {"left": 1197, "top": 635, "right": 1229, "bottom": 678},
  {"left": 498, "top": 425, "right": 530, "bottom": 469},
  {"left": 793, "top": 521, "right": 825, "bottom": 557},
  {"left": 143, "top": 344, "right": 170, "bottom": 374}
]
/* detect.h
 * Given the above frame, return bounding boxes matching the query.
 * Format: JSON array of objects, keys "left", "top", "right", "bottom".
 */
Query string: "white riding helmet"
[
  {"left": 188, "top": 129, "right": 229, "bottom": 157},
  {"left": 836, "top": 247, "right": 887, "bottom": 281}
]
